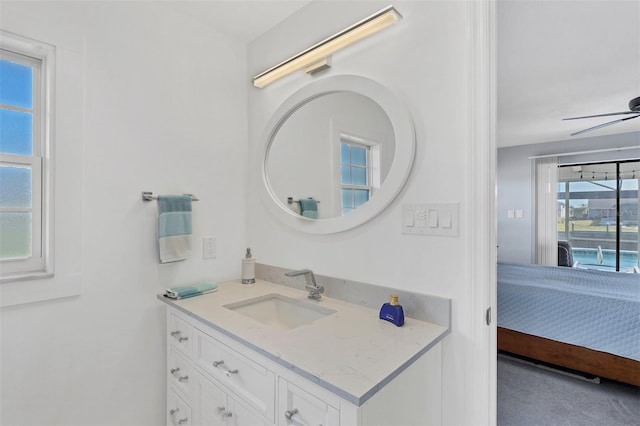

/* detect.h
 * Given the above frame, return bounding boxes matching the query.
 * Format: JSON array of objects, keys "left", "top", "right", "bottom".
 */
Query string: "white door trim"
[{"left": 468, "top": 0, "right": 497, "bottom": 424}]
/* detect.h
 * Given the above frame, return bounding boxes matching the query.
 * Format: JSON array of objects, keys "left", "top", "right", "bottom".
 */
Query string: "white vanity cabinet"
[
  {"left": 167, "top": 309, "right": 276, "bottom": 426},
  {"left": 164, "top": 305, "right": 444, "bottom": 426}
]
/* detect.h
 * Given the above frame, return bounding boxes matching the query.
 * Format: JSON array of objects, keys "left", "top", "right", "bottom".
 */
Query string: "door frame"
[{"left": 468, "top": 0, "right": 497, "bottom": 423}]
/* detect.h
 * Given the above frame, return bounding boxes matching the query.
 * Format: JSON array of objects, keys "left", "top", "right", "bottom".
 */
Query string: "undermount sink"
[{"left": 223, "top": 293, "right": 336, "bottom": 331}]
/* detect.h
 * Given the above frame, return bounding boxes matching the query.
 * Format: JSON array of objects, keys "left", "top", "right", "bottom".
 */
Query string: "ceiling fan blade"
[
  {"left": 570, "top": 114, "right": 640, "bottom": 136},
  {"left": 563, "top": 111, "right": 639, "bottom": 120}
]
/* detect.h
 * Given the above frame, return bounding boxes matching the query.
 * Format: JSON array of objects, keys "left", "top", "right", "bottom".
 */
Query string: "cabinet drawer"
[
  {"left": 168, "top": 313, "right": 192, "bottom": 356},
  {"left": 278, "top": 378, "right": 339, "bottom": 426},
  {"left": 168, "top": 349, "right": 193, "bottom": 400},
  {"left": 167, "top": 389, "right": 191, "bottom": 426},
  {"left": 195, "top": 330, "right": 275, "bottom": 422}
]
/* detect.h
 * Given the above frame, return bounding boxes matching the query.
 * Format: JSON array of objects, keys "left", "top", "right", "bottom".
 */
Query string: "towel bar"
[
  {"left": 142, "top": 192, "right": 200, "bottom": 202},
  {"left": 287, "top": 197, "right": 320, "bottom": 204}
]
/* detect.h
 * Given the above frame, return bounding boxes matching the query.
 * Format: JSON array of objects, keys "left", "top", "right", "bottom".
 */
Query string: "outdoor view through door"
[{"left": 557, "top": 160, "right": 639, "bottom": 272}]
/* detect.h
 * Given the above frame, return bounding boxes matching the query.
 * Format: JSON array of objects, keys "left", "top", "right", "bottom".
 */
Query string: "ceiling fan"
[{"left": 563, "top": 96, "right": 640, "bottom": 136}]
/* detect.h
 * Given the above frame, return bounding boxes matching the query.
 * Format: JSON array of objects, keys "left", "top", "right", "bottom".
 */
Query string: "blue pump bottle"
[{"left": 379, "top": 294, "right": 404, "bottom": 327}]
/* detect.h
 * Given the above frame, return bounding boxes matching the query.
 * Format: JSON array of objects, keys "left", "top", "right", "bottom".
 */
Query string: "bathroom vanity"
[{"left": 159, "top": 279, "right": 449, "bottom": 426}]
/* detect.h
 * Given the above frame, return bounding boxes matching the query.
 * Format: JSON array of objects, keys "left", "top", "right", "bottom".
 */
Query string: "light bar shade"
[{"left": 253, "top": 6, "right": 401, "bottom": 88}]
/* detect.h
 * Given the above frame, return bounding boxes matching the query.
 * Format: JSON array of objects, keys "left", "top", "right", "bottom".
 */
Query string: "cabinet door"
[{"left": 278, "top": 378, "right": 339, "bottom": 426}]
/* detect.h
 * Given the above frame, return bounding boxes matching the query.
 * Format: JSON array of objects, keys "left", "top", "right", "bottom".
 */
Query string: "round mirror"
[
  {"left": 259, "top": 75, "right": 415, "bottom": 234},
  {"left": 267, "top": 91, "right": 396, "bottom": 218}
]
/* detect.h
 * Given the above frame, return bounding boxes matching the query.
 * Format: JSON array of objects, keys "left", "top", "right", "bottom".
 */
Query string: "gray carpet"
[{"left": 498, "top": 354, "right": 640, "bottom": 426}]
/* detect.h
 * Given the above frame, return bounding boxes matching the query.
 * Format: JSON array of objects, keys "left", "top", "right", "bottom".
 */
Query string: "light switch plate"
[{"left": 402, "top": 203, "right": 459, "bottom": 236}]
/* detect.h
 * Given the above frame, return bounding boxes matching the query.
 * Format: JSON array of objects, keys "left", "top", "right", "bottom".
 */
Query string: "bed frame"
[{"left": 498, "top": 327, "right": 640, "bottom": 387}]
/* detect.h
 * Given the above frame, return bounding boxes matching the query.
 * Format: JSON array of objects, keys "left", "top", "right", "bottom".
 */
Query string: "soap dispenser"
[
  {"left": 241, "top": 248, "right": 256, "bottom": 284},
  {"left": 379, "top": 295, "right": 405, "bottom": 327}
]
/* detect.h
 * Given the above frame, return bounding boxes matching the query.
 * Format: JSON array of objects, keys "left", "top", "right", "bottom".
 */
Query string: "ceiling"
[
  {"left": 497, "top": 0, "right": 640, "bottom": 147},
  {"left": 165, "top": 1, "right": 639, "bottom": 148},
  {"left": 164, "top": 0, "right": 312, "bottom": 43}
]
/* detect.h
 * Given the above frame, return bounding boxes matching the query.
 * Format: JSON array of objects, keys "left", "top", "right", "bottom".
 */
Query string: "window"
[
  {"left": 340, "top": 140, "right": 372, "bottom": 216},
  {"left": 557, "top": 160, "right": 639, "bottom": 272},
  {"left": 0, "top": 35, "right": 53, "bottom": 281}
]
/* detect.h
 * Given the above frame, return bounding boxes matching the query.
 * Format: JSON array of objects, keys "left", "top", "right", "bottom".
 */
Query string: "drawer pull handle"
[
  {"left": 170, "top": 408, "right": 188, "bottom": 425},
  {"left": 285, "top": 408, "right": 299, "bottom": 420},
  {"left": 170, "top": 368, "right": 188, "bottom": 382},
  {"left": 170, "top": 331, "right": 188, "bottom": 342},
  {"left": 216, "top": 406, "right": 233, "bottom": 418},
  {"left": 212, "top": 360, "right": 238, "bottom": 374}
]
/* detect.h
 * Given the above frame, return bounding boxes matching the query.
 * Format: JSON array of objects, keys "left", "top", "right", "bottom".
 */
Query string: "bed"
[{"left": 497, "top": 262, "right": 640, "bottom": 386}]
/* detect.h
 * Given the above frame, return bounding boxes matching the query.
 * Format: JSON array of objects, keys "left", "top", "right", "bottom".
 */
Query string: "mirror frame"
[{"left": 258, "top": 75, "right": 416, "bottom": 234}]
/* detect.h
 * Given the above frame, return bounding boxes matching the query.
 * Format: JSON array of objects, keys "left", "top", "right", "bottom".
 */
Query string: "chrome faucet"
[{"left": 285, "top": 269, "right": 325, "bottom": 300}]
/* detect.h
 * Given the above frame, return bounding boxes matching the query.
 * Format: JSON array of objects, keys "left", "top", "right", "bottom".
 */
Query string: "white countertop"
[{"left": 159, "top": 279, "right": 449, "bottom": 406}]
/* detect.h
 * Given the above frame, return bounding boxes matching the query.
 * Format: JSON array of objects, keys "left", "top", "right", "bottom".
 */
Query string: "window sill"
[
  {"left": 0, "top": 272, "right": 81, "bottom": 308},
  {"left": 1, "top": 271, "right": 54, "bottom": 284}
]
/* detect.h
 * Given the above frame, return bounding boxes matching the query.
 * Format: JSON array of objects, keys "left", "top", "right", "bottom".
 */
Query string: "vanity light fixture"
[{"left": 253, "top": 5, "right": 402, "bottom": 88}]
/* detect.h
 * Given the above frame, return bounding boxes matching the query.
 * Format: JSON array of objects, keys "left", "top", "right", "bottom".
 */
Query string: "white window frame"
[
  {"left": 556, "top": 159, "right": 640, "bottom": 272},
  {"left": 335, "top": 132, "right": 381, "bottom": 216},
  {"left": 0, "top": 33, "right": 55, "bottom": 282}
]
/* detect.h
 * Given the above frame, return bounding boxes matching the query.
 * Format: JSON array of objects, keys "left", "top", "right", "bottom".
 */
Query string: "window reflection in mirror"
[{"left": 340, "top": 137, "right": 377, "bottom": 216}]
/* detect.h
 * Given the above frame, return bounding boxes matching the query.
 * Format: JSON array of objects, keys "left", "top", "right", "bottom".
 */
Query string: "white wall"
[
  {"left": 497, "top": 131, "right": 640, "bottom": 263},
  {"left": 248, "top": 1, "right": 492, "bottom": 424},
  {"left": 1, "top": 2, "right": 247, "bottom": 424}
]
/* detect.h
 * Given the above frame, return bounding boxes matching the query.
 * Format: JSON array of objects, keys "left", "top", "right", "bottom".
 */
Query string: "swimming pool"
[{"left": 572, "top": 248, "right": 639, "bottom": 271}]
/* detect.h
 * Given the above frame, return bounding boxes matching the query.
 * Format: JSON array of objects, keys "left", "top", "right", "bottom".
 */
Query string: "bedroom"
[{"left": 496, "top": 0, "right": 639, "bottom": 422}]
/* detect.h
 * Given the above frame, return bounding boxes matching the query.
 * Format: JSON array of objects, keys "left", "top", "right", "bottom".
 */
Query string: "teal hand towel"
[
  {"left": 299, "top": 198, "right": 318, "bottom": 219},
  {"left": 158, "top": 195, "right": 192, "bottom": 263},
  {"left": 165, "top": 282, "right": 218, "bottom": 300}
]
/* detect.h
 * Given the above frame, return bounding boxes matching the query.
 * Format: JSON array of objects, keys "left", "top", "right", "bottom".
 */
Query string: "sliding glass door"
[{"left": 557, "top": 160, "right": 639, "bottom": 272}]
